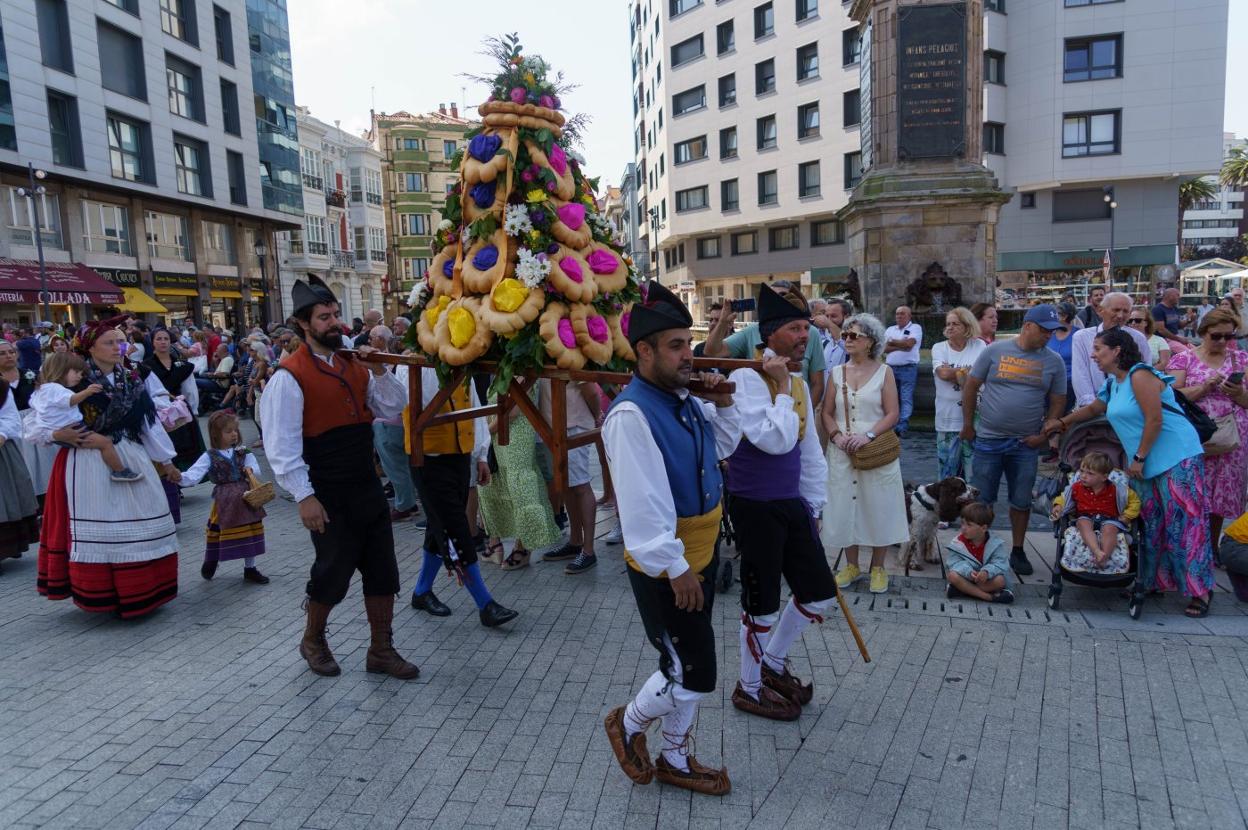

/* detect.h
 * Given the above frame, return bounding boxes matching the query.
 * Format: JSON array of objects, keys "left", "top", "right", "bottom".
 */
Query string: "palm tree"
[
  {"left": 1221, "top": 146, "right": 1248, "bottom": 189},
  {"left": 1178, "top": 177, "right": 1220, "bottom": 254}
]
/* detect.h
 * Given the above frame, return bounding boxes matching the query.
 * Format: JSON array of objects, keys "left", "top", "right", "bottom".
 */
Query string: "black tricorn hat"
[
  {"left": 291, "top": 273, "right": 338, "bottom": 315},
  {"left": 757, "top": 283, "right": 809, "bottom": 327},
  {"left": 628, "top": 281, "right": 693, "bottom": 346}
]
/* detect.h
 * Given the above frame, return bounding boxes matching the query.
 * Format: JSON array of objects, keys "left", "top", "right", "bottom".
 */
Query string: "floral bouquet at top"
[{"left": 405, "top": 34, "right": 642, "bottom": 396}]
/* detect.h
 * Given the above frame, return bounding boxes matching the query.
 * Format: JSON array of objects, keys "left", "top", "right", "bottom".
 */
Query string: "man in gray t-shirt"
[{"left": 961, "top": 305, "right": 1068, "bottom": 578}]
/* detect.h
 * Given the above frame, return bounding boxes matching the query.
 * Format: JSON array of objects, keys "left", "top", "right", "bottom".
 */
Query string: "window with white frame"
[
  {"left": 402, "top": 173, "right": 426, "bottom": 192},
  {"left": 81, "top": 201, "right": 131, "bottom": 255},
  {"left": 402, "top": 257, "right": 430, "bottom": 280},
  {"left": 368, "top": 227, "right": 386, "bottom": 261},
  {"left": 365, "top": 168, "right": 383, "bottom": 204},
  {"left": 145, "top": 211, "right": 189, "bottom": 259},
  {"left": 201, "top": 220, "right": 236, "bottom": 265},
  {"left": 443, "top": 139, "right": 457, "bottom": 159},
  {"left": 6, "top": 188, "right": 62, "bottom": 248},
  {"left": 300, "top": 147, "right": 323, "bottom": 189},
  {"left": 350, "top": 167, "right": 363, "bottom": 202},
  {"left": 402, "top": 214, "right": 430, "bottom": 236},
  {"left": 304, "top": 215, "right": 327, "bottom": 254}
]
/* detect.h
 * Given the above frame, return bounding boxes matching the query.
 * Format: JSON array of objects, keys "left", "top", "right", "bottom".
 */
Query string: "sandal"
[
  {"left": 1184, "top": 595, "right": 1211, "bottom": 618},
  {"left": 501, "top": 547, "right": 531, "bottom": 571},
  {"left": 483, "top": 539, "right": 505, "bottom": 566}
]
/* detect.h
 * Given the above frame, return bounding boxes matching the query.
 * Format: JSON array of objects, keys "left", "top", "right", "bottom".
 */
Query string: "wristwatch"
[
  {"left": 1132, "top": 453, "right": 1146, "bottom": 463},
  {"left": 866, "top": 431, "right": 877, "bottom": 440}
]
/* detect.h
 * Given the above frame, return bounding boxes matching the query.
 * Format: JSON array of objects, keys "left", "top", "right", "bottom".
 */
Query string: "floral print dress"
[{"left": 1166, "top": 348, "right": 1248, "bottom": 519}]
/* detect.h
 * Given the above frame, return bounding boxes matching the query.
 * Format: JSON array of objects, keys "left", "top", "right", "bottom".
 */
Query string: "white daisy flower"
[
  {"left": 503, "top": 204, "right": 534, "bottom": 237},
  {"left": 515, "top": 247, "right": 552, "bottom": 288},
  {"left": 438, "top": 219, "right": 454, "bottom": 232}
]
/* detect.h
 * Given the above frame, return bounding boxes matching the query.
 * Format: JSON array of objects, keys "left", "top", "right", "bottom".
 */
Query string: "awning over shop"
[
  {"left": 117, "top": 288, "right": 167, "bottom": 313},
  {"left": 997, "top": 244, "right": 1175, "bottom": 272},
  {"left": 154, "top": 288, "right": 199, "bottom": 297},
  {"left": 810, "top": 266, "right": 853, "bottom": 284},
  {"left": 210, "top": 290, "right": 243, "bottom": 299},
  {"left": 0, "top": 260, "right": 124, "bottom": 306}
]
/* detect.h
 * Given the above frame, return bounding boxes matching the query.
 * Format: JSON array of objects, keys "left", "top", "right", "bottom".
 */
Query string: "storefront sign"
[
  {"left": 209, "top": 276, "right": 242, "bottom": 292},
  {"left": 997, "top": 245, "right": 1175, "bottom": 272},
  {"left": 94, "top": 268, "right": 141, "bottom": 287},
  {"left": 897, "top": 3, "right": 967, "bottom": 160},
  {"left": 154, "top": 272, "right": 198, "bottom": 291}
]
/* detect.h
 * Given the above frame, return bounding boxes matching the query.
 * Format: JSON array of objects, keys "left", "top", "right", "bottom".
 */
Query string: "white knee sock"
[
  {"left": 660, "top": 688, "right": 703, "bottom": 772},
  {"left": 762, "top": 598, "right": 831, "bottom": 671},
  {"left": 739, "top": 612, "right": 777, "bottom": 698},
  {"left": 624, "top": 671, "right": 675, "bottom": 737},
  {"left": 244, "top": 557, "right": 256, "bottom": 568}
]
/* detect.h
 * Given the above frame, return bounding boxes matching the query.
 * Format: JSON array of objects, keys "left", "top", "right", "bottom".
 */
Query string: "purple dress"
[{"left": 1167, "top": 348, "right": 1248, "bottom": 519}]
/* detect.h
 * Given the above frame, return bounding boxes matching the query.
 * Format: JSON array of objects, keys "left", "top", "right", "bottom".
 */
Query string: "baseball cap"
[{"left": 1023, "top": 304, "right": 1067, "bottom": 331}]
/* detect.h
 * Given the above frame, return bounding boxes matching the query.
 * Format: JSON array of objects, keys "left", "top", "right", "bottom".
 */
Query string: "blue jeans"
[
  {"left": 971, "top": 437, "right": 1039, "bottom": 512},
  {"left": 372, "top": 421, "right": 418, "bottom": 512},
  {"left": 892, "top": 363, "right": 919, "bottom": 435}
]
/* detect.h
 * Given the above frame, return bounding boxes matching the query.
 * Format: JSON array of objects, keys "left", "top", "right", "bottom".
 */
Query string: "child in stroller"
[{"left": 1049, "top": 450, "right": 1140, "bottom": 575}]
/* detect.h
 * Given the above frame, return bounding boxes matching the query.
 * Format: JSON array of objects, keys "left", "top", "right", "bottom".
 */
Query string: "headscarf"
[{"left": 72, "top": 315, "right": 128, "bottom": 357}]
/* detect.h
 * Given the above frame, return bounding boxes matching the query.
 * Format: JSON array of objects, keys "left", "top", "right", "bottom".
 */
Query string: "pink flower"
[
  {"left": 560, "top": 257, "right": 584, "bottom": 283},
  {"left": 620, "top": 311, "right": 630, "bottom": 336},
  {"left": 509, "top": 87, "right": 527, "bottom": 104},
  {"left": 587, "top": 249, "right": 619, "bottom": 275},
  {"left": 557, "top": 318, "right": 577, "bottom": 349},
  {"left": 539, "top": 94, "right": 555, "bottom": 109},
  {"left": 521, "top": 170, "right": 534, "bottom": 182},
  {"left": 548, "top": 144, "right": 568, "bottom": 176},
  {"left": 587, "top": 316, "right": 609, "bottom": 344},
  {"left": 546, "top": 180, "right": 556, "bottom": 192}
]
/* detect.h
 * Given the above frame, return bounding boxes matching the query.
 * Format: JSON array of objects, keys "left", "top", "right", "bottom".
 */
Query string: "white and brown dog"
[{"left": 900, "top": 476, "right": 979, "bottom": 574}]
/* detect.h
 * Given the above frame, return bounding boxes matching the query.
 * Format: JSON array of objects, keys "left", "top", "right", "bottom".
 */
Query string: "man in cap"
[
  {"left": 725, "top": 284, "right": 834, "bottom": 722},
  {"left": 961, "top": 304, "right": 1068, "bottom": 577},
  {"left": 603, "top": 281, "right": 740, "bottom": 796},
  {"left": 259, "top": 274, "right": 420, "bottom": 679}
]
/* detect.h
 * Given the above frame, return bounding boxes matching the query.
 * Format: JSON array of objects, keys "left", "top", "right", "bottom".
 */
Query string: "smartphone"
[
  {"left": 729, "top": 298, "right": 756, "bottom": 314},
  {"left": 1228, "top": 372, "right": 1244, "bottom": 385}
]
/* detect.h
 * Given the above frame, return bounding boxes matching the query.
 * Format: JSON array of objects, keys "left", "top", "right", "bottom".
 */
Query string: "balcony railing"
[
  {"left": 332, "top": 250, "right": 355, "bottom": 268},
  {"left": 370, "top": 249, "right": 386, "bottom": 262},
  {"left": 366, "top": 193, "right": 383, "bottom": 206},
  {"left": 325, "top": 188, "right": 347, "bottom": 208},
  {"left": 307, "top": 241, "right": 328, "bottom": 256},
  {"left": 302, "top": 173, "right": 324, "bottom": 190}
]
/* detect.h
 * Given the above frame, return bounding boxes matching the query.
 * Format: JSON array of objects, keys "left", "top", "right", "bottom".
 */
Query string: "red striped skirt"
[{"left": 37, "top": 448, "right": 179, "bottom": 619}]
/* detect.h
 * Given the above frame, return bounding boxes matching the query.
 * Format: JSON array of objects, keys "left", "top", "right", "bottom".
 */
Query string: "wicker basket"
[{"left": 243, "top": 468, "right": 275, "bottom": 510}]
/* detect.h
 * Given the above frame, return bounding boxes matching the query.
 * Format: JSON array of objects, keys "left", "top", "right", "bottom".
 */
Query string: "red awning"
[{"left": 0, "top": 260, "right": 124, "bottom": 306}]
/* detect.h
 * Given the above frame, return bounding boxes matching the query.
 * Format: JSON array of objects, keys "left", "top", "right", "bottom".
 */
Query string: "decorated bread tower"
[{"left": 407, "top": 35, "right": 642, "bottom": 392}]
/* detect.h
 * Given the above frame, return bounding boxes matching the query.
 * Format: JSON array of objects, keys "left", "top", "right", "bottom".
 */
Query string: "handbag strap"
[{"left": 840, "top": 365, "right": 852, "bottom": 436}]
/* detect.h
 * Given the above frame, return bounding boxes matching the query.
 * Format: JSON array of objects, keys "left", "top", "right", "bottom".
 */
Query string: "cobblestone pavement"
[{"left": 2, "top": 421, "right": 1248, "bottom": 829}]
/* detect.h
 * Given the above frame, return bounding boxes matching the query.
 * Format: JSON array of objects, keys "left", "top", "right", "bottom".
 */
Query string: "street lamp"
[
  {"left": 16, "top": 164, "right": 50, "bottom": 322},
  {"left": 254, "top": 238, "right": 270, "bottom": 329},
  {"left": 1103, "top": 185, "right": 1118, "bottom": 289}
]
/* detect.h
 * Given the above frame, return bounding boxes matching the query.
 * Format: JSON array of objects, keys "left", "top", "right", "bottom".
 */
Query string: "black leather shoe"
[
  {"left": 201, "top": 561, "right": 218, "bottom": 580},
  {"left": 479, "top": 601, "right": 518, "bottom": 628},
  {"left": 243, "top": 567, "right": 270, "bottom": 584},
  {"left": 411, "top": 591, "right": 451, "bottom": 616}
]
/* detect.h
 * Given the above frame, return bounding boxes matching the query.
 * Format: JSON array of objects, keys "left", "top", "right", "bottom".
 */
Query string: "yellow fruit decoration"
[
  {"left": 417, "top": 295, "right": 451, "bottom": 355},
  {"left": 435, "top": 297, "right": 494, "bottom": 366},
  {"left": 481, "top": 277, "right": 545, "bottom": 335}
]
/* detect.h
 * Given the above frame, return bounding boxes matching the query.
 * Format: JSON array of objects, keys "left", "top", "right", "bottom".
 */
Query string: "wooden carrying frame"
[{"left": 344, "top": 352, "right": 761, "bottom": 494}]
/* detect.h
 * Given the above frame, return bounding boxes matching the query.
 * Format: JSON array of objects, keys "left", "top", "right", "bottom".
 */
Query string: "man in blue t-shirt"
[
  {"left": 1151, "top": 287, "right": 1190, "bottom": 347},
  {"left": 14, "top": 327, "right": 42, "bottom": 374}
]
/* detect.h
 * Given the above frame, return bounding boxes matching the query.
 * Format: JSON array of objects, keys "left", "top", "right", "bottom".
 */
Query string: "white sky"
[{"left": 288, "top": 0, "right": 1248, "bottom": 191}]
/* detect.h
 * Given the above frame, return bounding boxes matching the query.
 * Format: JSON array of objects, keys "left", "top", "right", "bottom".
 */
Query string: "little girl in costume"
[{"left": 180, "top": 410, "right": 269, "bottom": 583}]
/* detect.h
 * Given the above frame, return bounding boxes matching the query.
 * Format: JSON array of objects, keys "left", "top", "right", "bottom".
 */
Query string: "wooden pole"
[{"left": 836, "top": 590, "right": 871, "bottom": 664}]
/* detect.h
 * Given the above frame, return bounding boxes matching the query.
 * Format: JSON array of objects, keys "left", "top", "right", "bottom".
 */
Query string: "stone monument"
[{"left": 841, "top": 0, "right": 1009, "bottom": 318}]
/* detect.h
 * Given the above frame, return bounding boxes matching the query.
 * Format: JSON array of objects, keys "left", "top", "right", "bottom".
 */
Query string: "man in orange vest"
[{"left": 259, "top": 274, "right": 420, "bottom": 680}]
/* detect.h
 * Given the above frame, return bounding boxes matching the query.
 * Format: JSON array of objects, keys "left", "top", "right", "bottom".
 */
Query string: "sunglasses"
[
  {"left": 1128, "top": 318, "right": 1147, "bottom": 324},
  {"left": 843, "top": 331, "right": 866, "bottom": 341},
  {"left": 1207, "top": 332, "right": 1237, "bottom": 342}
]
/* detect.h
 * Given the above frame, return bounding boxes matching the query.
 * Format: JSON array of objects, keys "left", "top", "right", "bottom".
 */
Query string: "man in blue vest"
[
  {"left": 727, "top": 284, "right": 836, "bottom": 722},
  {"left": 602, "top": 282, "right": 741, "bottom": 796}
]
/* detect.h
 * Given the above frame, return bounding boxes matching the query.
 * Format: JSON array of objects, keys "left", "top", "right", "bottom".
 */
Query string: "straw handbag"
[
  {"left": 841, "top": 371, "right": 901, "bottom": 471},
  {"left": 243, "top": 467, "right": 275, "bottom": 509}
]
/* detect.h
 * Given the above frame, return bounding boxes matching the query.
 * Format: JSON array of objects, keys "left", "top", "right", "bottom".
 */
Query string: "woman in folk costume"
[
  {"left": 179, "top": 410, "right": 269, "bottom": 584},
  {"left": 259, "top": 275, "right": 420, "bottom": 679},
  {"left": 30, "top": 318, "right": 182, "bottom": 618},
  {"left": 725, "top": 284, "right": 837, "bottom": 722},
  {"left": 0, "top": 339, "right": 58, "bottom": 504},
  {"left": 0, "top": 343, "right": 40, "bottom": 567},
  {"left": 141, "top": 326, "right": 204, "bottom": 524},
  {"left": 603, "top": 282, "right": 741, "bottom": 796}
]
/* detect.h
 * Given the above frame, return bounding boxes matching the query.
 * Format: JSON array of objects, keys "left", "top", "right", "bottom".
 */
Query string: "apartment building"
[
  {"left": 1181, "top": 133, "right": 1246, "bottom": 257},
  {"left": 0, "top": 0, "right": 303, "bottom": 329},
  {"left": 368, "top": 106, "right": 472, "bottom": 316},
  {"left": 275, "top": 108, "right": 387, "bottom": 322},
  {"left": 632, "top": 0, "right": 1229, "bottom": 317}
]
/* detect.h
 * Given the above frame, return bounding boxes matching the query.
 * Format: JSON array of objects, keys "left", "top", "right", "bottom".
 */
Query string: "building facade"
[
  {"left": 617, "top": 161, "right": 645, "bottom": 278},
  {"left": 368, "top": 106, "right": 472, "bottom": 317},
  {"left": 0, "top": 0, "right": 303, "bottom": 329},
  {"left": 631, "top": 0, "right": 1229, "bottom": 319},
  {"left": 275, "top": 108, "right": 387, "bottom": 323},
  {"left": 1181, "top": 133, "right": 1246, "bottom": 257}
]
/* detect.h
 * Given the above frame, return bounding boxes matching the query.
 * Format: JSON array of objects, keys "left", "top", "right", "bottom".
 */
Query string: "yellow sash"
[
  {"left": 624, "top": 504, "right": 722, "bottom": 579},
  {"left": 757, "top": 369, "right": 807, "bottom": 441}
]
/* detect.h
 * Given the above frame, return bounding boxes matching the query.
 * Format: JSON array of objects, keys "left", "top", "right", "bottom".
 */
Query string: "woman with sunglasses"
[
  {"left": 1168, "top": 308, "right": 1248, "bottom": 555},
  {"left": 1126, "top": 312, "right": 1170, "bottom": 369}
]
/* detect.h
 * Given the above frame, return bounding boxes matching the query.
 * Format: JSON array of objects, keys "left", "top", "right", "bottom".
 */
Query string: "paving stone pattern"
[{"left": 1, "top": 422, "right": 1247, "bottom": 829}]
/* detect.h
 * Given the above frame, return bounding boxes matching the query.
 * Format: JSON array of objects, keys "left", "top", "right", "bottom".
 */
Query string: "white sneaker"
[{"left": 603, "top": 526, "right": 623, "bottom": 545}]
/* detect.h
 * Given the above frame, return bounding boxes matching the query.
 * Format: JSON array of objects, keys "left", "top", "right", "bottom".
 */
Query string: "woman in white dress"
[{"left": 821, "top": 313, "right": 908, "bottom": 595}]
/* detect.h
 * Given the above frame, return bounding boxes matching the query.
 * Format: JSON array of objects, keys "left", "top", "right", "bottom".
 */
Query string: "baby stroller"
[{"left": 1041, "top": 417, "right": 1148, "bottom": 619}]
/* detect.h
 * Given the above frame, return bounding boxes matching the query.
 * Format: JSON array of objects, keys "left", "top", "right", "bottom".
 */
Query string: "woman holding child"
[
  {"left": 30, "top": 319, "right": 183, "bottom": 619},
  {"left": 1046, "top": 328, "right": 1215, "bottom": 617}
]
